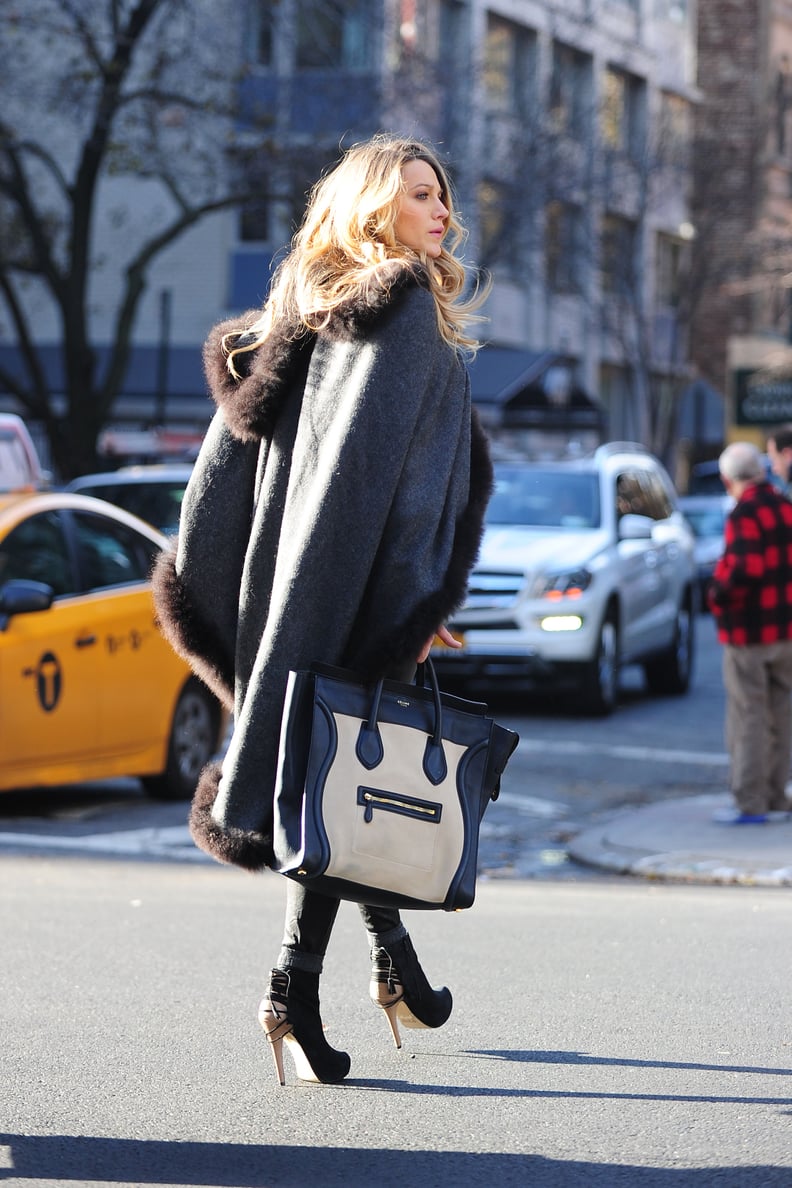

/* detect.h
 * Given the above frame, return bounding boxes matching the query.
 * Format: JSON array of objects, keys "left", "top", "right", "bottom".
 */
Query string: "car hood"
[{"left": 477, "top": 526, "right": 610, "bottom": 573}]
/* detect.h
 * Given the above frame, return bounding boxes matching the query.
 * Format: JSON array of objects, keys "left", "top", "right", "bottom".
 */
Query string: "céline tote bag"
[{"left": 271, "top": 658, "right": 519, "bottom": 911}]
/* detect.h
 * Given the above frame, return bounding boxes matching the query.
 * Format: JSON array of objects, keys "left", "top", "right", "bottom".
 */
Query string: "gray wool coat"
[{"left": 152, "top": 263, "right": 493, "bottom": 871}]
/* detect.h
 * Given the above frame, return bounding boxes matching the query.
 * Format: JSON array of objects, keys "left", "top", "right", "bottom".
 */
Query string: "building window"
[
  {"left": 230, "top": 144, "right": 274, "bottom": 243},
  {"left": 658, "top": 91, "right": 691, "bottom": 167},
  {"left": 477, "top": 178, "right": 508, "bottom": 268},
  {"left": 239, "top": 192, "right": 270, "bottom": 243},
  {"left": 656, "top": 1, "right": 687, "bottom": 19},
  {"left": 600, "top": 363, "right": 637, "bottom": 439},
  {"left": 254, "top": 2, "right": 275, "bottom": 66},
  {"left": 655, "top": 233, "right": 684, "bottom": 307},
  {"left": 296, "top": 0, "right": 372, "bottom": 70},
  {"left": 550, "top": 42, "right": 592, "bottom": 139},
  {"left": 484, "top": 14, "right": 536, "bottom": 118},
  {"left": 601, "top": 67, "right": 646, "bottom": 160},
  {"left": 601, "top": 213, "right": 638, "bottom": 294},
  {"left": 546, "top": 202, "right": 584, "bottom": 294},
  {"left": 439, "top": 0, "right": 464, "bottom": 60},
  {"left": 392, "top": 0, "right": 461, "bottom": 67},
  {"left": 773, "top": 56, "right": 792, "bottom": 157}
]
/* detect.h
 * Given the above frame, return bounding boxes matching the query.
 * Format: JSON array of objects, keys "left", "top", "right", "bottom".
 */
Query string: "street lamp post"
[{"left": 155, "top": 288, "right": 172, "bottom": 428}]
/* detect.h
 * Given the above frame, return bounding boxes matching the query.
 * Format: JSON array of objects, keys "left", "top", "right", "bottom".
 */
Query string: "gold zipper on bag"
[
  {"left": 358, "top": 787, "right": 442, "bottom": 824},
  {"left": 363, "top": 791, "right": 436, "bottom": 816}
]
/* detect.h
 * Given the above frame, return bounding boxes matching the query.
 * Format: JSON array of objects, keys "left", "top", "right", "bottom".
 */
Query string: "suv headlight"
[{"left": 531, "top": 568, "right": 593, "bottom": 600}]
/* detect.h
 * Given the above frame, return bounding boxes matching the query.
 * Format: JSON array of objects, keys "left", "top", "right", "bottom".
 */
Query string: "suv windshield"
[{"left": 487, "top": 467, "right": 601, "bottom": 529}]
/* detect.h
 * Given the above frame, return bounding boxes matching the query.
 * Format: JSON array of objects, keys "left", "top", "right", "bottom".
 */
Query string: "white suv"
[{"left": 434, "top": 443, "right": 697, "bottom": 714}]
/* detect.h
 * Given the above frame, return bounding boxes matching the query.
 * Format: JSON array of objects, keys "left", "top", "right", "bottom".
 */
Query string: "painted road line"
[
  {"left": 0, "top": 826, "right": 210, "bottom": 860},
  {"left": 495, "top": 792, "right": 568, "bottom": 818},
  {"left": 517, "top": 739, "right": 729, "bottom": 766}
]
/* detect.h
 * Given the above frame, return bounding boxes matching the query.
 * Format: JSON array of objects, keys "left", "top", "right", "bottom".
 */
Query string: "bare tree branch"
[{"left": 0, "top": 0, "right": 262, "bottom": 476}]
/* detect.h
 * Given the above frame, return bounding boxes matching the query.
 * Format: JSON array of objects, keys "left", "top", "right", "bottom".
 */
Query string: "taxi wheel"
[{"left": 144, "top": 678, "right": 220, "bottom": 801}]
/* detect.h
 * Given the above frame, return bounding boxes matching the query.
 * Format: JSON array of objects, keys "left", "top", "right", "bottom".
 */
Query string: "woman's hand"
[{"left": 417, "top": 625, "right": 462, "bottom": 663}]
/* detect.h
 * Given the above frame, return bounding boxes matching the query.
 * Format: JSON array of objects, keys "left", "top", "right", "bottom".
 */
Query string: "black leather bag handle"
[{"left": 355, "top": 657, "right": 447, "bottom": 784}]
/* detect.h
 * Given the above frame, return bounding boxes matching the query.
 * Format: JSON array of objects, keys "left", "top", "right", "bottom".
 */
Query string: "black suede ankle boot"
[
  {"left": 369, "top": 935, "right": 452, "bottom": 1049},
  {"left": 259, "top": 967, "right": 351, "bottom": 1085}
]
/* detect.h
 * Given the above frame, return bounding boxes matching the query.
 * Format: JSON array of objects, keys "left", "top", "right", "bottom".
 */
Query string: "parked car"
[
  {"left": 0, "top": 490, "right": 223, "bottom": 799},
  {"left": 66, "top": 464, "right": 193, "bottom": 536},
  {"left": 432, "top": 443, "right": 697, "bottom": 714},
  {"left": 688, "top": 455, "right": 778, "bottom": 495},
  {"left": 0, "top": 413, "right": 47, "bottom": 491},
  {"left": 679, "top": 493, "right": 733, "bottom": 606}
]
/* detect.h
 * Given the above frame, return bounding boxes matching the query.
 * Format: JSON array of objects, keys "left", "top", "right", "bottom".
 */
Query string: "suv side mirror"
[
  {"left": 618, "top": 513, "right": 653, "bottom": 540},
  {"left": 0, "top": 579, "right": 55, "bottom": 630}
]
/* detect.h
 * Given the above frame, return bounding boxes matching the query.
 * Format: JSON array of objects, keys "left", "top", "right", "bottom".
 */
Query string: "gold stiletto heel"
[
  {"left": 369, "top": 976, "right": 404, "bottom": 1049},
  {"left": 258, "top": 980, "right": 292, "bottom": 1087},
  {"left": 267, "top": 1033, "right": 287, "bottom": 1086}
]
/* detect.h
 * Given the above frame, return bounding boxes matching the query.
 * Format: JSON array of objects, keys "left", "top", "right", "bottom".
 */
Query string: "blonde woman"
[{"left": 153, "top": 134, "right": 493, "bottom": 1085}]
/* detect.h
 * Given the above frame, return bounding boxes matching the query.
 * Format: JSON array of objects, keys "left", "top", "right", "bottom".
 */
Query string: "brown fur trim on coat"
[
  {"left": 202, "top": 263, "right": 429, "bottom": 445},
  {"left": 150, "top": 549, "right": 235, "bottom": 712},
  {"left": 202, "top": 317, "right": 312, "bottom": 444},
  {"left": 321, "top": 262, "right": 430, "bottom": 341},
  {"left": 188, "top": 761, "right": 273, "bottom": 871}
]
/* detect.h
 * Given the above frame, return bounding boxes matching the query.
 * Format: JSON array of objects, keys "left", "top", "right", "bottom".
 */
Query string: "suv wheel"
[
  {"left": 644, "top": 601, "right": 694, "bottom": 695},
  {"left": 581, "top": 613, "right": 619, "bottom": 715}
]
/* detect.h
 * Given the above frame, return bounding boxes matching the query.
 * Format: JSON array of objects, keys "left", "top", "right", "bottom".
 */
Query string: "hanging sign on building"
[{"left": 734, "top": 367, "right": 792, "bottom": 425}]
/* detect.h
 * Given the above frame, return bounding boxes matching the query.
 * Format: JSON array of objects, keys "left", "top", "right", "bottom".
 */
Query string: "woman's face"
[{"left": 393, "top": 159, "right": 449, "bottom": 258}]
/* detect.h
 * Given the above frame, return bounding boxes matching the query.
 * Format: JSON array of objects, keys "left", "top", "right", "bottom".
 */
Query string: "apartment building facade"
[
  {"left": 0, "top": 1, "right": 699, "bottom": 464},
  {"left": 691, "top": 0, "right": 792, "bottom": 445}
]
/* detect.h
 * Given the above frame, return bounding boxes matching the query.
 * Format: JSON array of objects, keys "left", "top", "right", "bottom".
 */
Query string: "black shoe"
[
  {"left": 258, "top": 968, "right": 351, "bottom": 1085},
  {"left": 369, "top": 935, "right": 452, "bottom": 1049}
]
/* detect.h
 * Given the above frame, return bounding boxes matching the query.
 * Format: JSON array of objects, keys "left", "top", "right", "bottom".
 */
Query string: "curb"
[{"left": 568, "top": 796, "right": 792, "bottom": 887}]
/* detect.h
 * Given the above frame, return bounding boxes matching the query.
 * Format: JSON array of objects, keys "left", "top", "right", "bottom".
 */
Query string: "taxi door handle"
[{"left": 75, "top": 634, "right": 97, "bottom": 648}]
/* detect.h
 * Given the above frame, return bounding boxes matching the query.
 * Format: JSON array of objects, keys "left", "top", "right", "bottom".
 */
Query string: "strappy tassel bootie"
[
  {"left": 369, "top": 935, "right": 452, "bottom": 1049},
  {"left": 258, "top": 968, "right": 351, "bottom": 1086}
]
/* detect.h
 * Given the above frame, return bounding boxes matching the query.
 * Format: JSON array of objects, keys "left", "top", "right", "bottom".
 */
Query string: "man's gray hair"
[{"left": 719, "top": 441, "right": 765, "bottom": 483}]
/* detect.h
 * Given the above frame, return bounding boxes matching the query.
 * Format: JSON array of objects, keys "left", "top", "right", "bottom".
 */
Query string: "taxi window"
[
  {"left": 0, "top": 511, "right": 75, "bottom": 595},
  {"left": 72, "top": 512, "right": 158, "bottom": 590},
  {"left": 78, "top": 481, "right": 186, "bottom": 535}
]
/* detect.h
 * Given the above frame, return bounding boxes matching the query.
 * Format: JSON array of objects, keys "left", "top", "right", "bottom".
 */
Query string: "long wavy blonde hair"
[{"left": 224, "top": 133, "right": 487, "bottom": 375}]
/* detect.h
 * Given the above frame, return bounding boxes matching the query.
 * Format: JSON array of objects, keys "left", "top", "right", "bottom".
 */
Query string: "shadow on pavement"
[
  {"left": 465, "top": 1048, "right": 792, "bottom": 1076},
  {"left": 1, "top": 1134, "right": 790, "bottom": 1187}
]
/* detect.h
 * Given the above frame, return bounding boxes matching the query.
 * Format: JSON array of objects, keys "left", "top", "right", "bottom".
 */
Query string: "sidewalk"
[{"left": 568, "top": 792, "right": 792, "bottom": 886}]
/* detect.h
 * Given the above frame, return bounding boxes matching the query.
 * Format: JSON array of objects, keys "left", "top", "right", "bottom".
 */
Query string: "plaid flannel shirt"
[{"left": 708, "top": 480, "right": 792, "bottom": 645}]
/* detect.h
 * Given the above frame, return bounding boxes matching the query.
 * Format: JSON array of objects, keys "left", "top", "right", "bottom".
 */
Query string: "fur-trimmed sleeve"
[{"left": 151, "top": 411, "right": 260, "bottom": 711}]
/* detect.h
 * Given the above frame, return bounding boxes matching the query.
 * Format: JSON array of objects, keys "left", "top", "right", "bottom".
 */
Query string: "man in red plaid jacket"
[{"left": 708, "top": 441, "right": 792, "bottom": 823}]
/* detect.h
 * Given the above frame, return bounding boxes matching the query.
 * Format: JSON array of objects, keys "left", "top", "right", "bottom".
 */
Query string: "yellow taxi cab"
[{"left": 0, "top": 489, "right": 224, "bottom": 799}]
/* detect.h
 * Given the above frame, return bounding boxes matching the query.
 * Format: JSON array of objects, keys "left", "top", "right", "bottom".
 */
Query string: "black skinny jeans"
[{"left": 277, "top": 879, "right": 407, "bottom": 973}]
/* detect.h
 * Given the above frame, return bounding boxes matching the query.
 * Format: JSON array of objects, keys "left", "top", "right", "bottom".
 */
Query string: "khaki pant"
[{"left": 723, "top": 640, "right": 792, "bottom": 815}]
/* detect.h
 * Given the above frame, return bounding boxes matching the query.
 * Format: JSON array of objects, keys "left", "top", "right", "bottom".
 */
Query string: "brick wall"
[{"left": 690, "top": 0, "right": 763, "bottom": 391}]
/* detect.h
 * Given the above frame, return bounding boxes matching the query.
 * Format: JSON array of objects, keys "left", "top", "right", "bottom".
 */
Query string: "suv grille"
[{"left": 465, "top": 571, "right": 522, "bottom": 610}]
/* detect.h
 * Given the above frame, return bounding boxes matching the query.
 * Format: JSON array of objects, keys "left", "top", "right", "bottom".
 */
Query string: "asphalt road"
[
  {"left": 2, "top": 615, "right": 790, "bottom": 1186},
  {"left": 1, "top": 857, "right": 790, "bottom": 1187}
]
